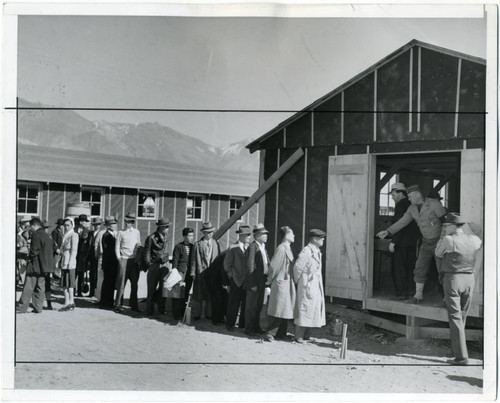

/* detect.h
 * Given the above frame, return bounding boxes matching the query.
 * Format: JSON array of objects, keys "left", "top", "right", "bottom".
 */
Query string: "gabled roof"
[
  {"left": 246, "top": 39, "right": 486, "bottom": 153},
  {"left": 18, "top": 144, "right": 258, "bottom": 197}
]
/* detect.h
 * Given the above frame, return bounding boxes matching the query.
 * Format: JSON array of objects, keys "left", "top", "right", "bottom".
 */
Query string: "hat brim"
[
  {"left": 236, "top": 231, "right": 252, "bottom": 235},
  {"left": 254, "top": 230, "right": 269, "bottom": 234},
  {"left": 201, "top": 228, "right": 215, "bottom": 233},
  {"left": 125, "top": 218, "right": 136, "bottom": 221}
]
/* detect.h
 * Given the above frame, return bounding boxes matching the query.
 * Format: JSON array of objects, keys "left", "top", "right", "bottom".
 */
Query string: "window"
[
  {"left": 229, "top": 197, "right": 245, "bottom": 221},
  {"left": 379, "top": 172, "right": 397, "bottom": 216},
  {"left": 187, "top": 195, "right": 203, "bottom": 220},
  {"left": 138, "top": 191, "right": 157, "bottom": 218},
  {"left": 17, "top": 183, "right": 39, "bottom": 215},
  {"left": 81, "top": 187, "right": 103, "bottom": 217},
  {"left": 432, "top": 180, "right": 449, "bottom": 208}
]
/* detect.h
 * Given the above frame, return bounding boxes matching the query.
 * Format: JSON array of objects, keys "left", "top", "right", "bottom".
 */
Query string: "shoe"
[
  {"left": 114, "top": 306, "right": 125, "bottom": 313},
  {"left": 294, "top": 338, "right": 307, "bottom": 344},
  {"left": 46, "top": 302, "right": 53, "bottom": 310},
  {"left": 226, "top": 326, "right": 235, "bottom": 332},
  {"left": 58, "top": 305, "right": 70, "bottom": 312},
  {"left": 447, "top": 358, "right": 470, "bottom": 366},
  {"left": 31, "top": 309, "right": 43, "bottom": 314},
  {"left": 264, "top": 334, "right": 274, "bottom": 342},
  {"left": 256, "top": 327, "right": 266, "bottom": 334},
  {"left": 16, "top": 308, "right": 27, "bottom": 314},
  {"left": 131, "top": 307, "right": 142, "bottom": 313}
]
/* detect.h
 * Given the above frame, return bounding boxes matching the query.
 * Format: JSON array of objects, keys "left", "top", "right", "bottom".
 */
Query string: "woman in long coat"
[
  {"left": 265, "top": 226, "right": 296, "bottom": 341},
  {"left": 293, "top": 229, "right": 327, "bottom": 343}
]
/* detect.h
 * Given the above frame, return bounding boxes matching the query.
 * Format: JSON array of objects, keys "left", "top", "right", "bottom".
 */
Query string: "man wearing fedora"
[
  {"left": 51, "top": 218, "right": 65, "bottom": 278},
  {"left": 190, "top": 222, "right": 221, "bottom": 320},
  {"left": 16, "top": 216, "right": 31, "bottom": 286},
  {"left": 88, "top": 217, "right": 103, "bottom": 298},
  {"left": 114, "top": 212, "right": 142, "bottom": 313},
  {"left": 100, "top": 215, "right": 119, "bottom": 308},
  {"left": 75, "top": 214, "right": 92, "bottom": 297},
  {"left": 377, "top": 184, "right": 447, "bottom": 303},
  {"left": 41, "top": 220, "right": 58, "bottom": 310},
  {"left": 17, "top": 217, "right": 54, "bottom": 314},
  {"left": 224, "top": 224, "right": 252, "bottom": 331},
  {"left": 144, "top": 217, "right": 171, "bottom": 315},
  {"left": 387, "top": 183, "right": 421, "bottom": 299},
  {"left": 435, "top": 213, "right": 482, "bottom": 365},
  {"left": 243, "top": 223, "right": 270, "bottom": 336}
]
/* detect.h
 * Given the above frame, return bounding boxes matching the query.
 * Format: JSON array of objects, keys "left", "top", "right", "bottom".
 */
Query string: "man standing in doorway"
[
  {"left": 114, "top": 212, "right": 141, "bottom": 313},
  {"left": 435, "top": 213, "right": 482, "bottom": 365},
  {"left": 377, "top": 185, "right": 447, "bottom": 303},
  {"left": 388, "top": 183, "right": 421, "bottom": 299},
  {"left": 243, "top": 223, "right": 270, "bottom": 337}
]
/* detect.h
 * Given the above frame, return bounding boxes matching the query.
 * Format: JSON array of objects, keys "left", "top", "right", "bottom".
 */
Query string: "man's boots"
[{"left": 413, "top": 282, "right": 425, "bottom": 303}]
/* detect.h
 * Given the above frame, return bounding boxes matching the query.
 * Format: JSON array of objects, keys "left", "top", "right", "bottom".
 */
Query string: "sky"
[{"left": 17, "top": 15, "right": 486, "bottom": 146}]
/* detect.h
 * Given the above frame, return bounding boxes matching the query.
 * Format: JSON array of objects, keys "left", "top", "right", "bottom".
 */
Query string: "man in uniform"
[
  {"left": 388, "top": 183, "right": 421, "bottom": 299},
  {"left": 377, "top": 185, "right": 447, "bottom": 303},
  {"left": 435, "top": 213, "right": 482, "bottom": 365}
]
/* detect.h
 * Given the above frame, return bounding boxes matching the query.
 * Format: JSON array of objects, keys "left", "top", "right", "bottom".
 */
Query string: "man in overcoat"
[
  {"left": 75, "top": 214, "right": 92, "bottom": 297},
  {"left": 293, "top": 229, "right": 327, "bottom": 344},
  {"left": 435, "top": 213, "right": 482, "bottom": 365},
  {"left": 100, "top": 216, "right": 118, "bottom": 309},
  {"left": 243, "top": 223, "right": 270, "bottom": 337},
  {"left": 377, "top": 185, "right": 447, "bottom": 302},
  {"left": 17, "top": 217, "right": 55, "bottom": 314},
  {"left": 51, "top": 218, "right": 65, "bottom": 278},
  {"left": 224, "top": 225, "right": 252, "bottom": 331},
  {"left": 190, "top": 222, "right": 220, "bottom": 320}
]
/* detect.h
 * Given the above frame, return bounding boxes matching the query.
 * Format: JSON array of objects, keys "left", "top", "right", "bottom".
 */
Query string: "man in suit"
[
  {"left": 100, "top": 216, "right": 118, "bottom": 309},
  {"left": 171, "top": 227, "right": 194, "bottom": 321},
  {"left": 88, "top": 217, "right": 103, "bottom": 298},
  {"left": 224, "top": 224, "right": 252, "bottom": 331},
  {"left": 244, "top": 223, "right": 270, "bottom": 337},
  {"left": 17, "top": 217, "right": 55, "bottom": 314},
  {"left": 190, "top": 222, "right": 220, "bottom": 320},
  {"left": 144, "top": 218, "right": 170, "bottom": 316},
  {"left": 75, "top": 214, "right": 92, "bottom": 297},
  {"left": 51, "top": 218, "right": 64, "bottom": 278}
]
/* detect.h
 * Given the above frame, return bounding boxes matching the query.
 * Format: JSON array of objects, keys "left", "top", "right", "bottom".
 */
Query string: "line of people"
[{"left": 16, "top": 211, "right": 328, "bottom": 343}]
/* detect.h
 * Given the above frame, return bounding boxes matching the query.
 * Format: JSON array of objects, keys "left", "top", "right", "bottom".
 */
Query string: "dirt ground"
[{"left": 13, "top": 280, "right": 484, "bottom": 395}]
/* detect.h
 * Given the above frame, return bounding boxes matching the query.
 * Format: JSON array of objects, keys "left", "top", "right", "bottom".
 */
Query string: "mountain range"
[{"left": 17, "top": 99, "right": 259, "bottom": 172}]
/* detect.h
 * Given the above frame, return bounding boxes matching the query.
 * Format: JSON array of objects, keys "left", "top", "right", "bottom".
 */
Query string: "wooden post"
[{"left": 213, "top": 148, "right": 305, "bottom": 241}]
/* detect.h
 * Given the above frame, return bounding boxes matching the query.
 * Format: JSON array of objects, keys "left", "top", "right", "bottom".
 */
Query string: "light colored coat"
[
  {"left": 60, "top": 229, "right": 79, "bottom": 270},
  {"left": 293, "top": 243, "right": 325, "bottom": 328},
  {"left": 267, "top": 242, "right": 296, "bottom": 319}
]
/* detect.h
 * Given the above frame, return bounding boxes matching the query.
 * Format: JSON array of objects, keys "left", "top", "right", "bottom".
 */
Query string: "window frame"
[
  {"left": 80, "top": 186, "right": 104, "bottom": 219},
  {"left": 186, "top": 194, "right": 204, "bottom": 221},
  {"left": 17, "top": 181, "right": 41, "bottom": 217},
  {"left": 229, "top": 196, "right": 246, "bottom": 222},
  {"left": 378, "top": 172, "right": 398, "bottom": 217},
  {"left": 137, "top": 190, "right": 159, "bottom": 220}
]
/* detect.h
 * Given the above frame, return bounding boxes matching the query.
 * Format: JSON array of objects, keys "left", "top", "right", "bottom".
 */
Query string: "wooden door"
[
  {"left": 326, "top": 154, "right": 376, "bottom": 301},
  {"left": 460, "top": 148, "right": 484, "bottom": 317}
]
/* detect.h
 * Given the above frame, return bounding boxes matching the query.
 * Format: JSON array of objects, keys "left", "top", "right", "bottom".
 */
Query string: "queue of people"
[{"left": 16, "top": 212, "right": 328, "bottom": 344}]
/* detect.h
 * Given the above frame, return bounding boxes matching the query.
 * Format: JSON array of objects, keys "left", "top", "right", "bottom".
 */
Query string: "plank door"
[
  {"left": 460, "top": 148, "right": 484, "bottom": 317},
  {"left": 326, "top": 154, "right": 376, "bottom": 302}
]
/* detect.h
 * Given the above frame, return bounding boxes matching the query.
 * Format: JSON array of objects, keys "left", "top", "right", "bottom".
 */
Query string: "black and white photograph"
[{"left": 1, "top": 1, "right": 497, "bottom": 401}]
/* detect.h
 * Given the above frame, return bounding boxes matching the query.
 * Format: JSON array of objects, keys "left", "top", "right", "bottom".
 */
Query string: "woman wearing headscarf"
[
  {"left": 59, "top": 217, "right": 79, "bottom": 311},
  {"left": 264, "top": 226, "right": 296, "bottom": 342}
]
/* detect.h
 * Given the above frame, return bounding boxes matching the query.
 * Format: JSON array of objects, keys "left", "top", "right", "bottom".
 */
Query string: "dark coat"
[
  {"left": 204, "top": 251, "right": 229, "bottom": 323},
  {"left": 172, "top": 242, "right": 193, "bottom": 275},
  {"left": 28, "top": 228, "right": 56, "bottom": 275},
  {"left": 243, "top": 241, "right": 269, "bottom": 290},
  {"left": 223, "top": 242, "right": 247, "bottom": 287},
  {"left": 144, "top": 231, "right": 169, "bottom": 267},
  {"left": 51, "top": 227, "right": 64, "bottom": 249},
  {"left": 76, "top": 228, "right": 93, "bottom": 272},
  {"left": 391, "top": 198, "right": 421, "bottom": 248},
  {"left": 101, "top": 230, "right": 118, "bottom": 273}
]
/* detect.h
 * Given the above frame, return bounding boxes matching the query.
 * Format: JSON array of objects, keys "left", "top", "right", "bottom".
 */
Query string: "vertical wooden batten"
[
  {"left": 302, "top": 148, "right": 308, "bottom": 248},
  {"left": 46, "top": 183, "right": 50, "bottom": 221},
  {"left": 340, "top": 91, "right": 345, "bottom": 143},
  {"left": 172, "top": 192, "right": 177, "bottom": 244},
  {"left": 409, "top": 48, "right": 413, "bottom": 132},
  {"left": 274, "top": 148, "right": 281, "bottom": 250},
  {"left": 417, "top": 47, "right": 422, "bottom": 132},
  {"left": 62, "top": 184, "right": 67, "bottom": 217},
  {"left": 454, "top": 59, "right": 462, "bottom": 138},
  {"left": 373, "top": 69, "right": 377, "bottom": 142}
]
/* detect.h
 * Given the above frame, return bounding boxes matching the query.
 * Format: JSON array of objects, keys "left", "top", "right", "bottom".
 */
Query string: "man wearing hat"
[
  {"left": 435, "top": 213, "right": 482, "bottom": 365},
  {"left": 377, "top": 184, "right": 447, "bottom": 303},
  {"left": 16, "top": 216, "right": 31, "bottom": 286},
  {"left": 114, "top": 212, "right": 142, "bottom": 313},
  {"left": 41, "top": 220, "right": 58, "bottom": 310},
  {"left": 144, "top": 217, "right": 171, "bottom": 315},
  {"left": 293, "top": 229, "right": 327, "bottom": 343},
  {"left": 243, "top": 223, "right": 270, "bottom": 336},
  {"left": 100, "top": 216, "right": 119, "bottom": 308},
  {"left": 51, "top": 219, "right": 65, "bottom": 276},
  {"left": 190, "top": 222, "right": 221, "bottom": 320},
  {"left": 387, "top": 183, "right": 421, "bottom": 299},
  {"left": 88, "top": 217, "right": 103, "bottom": 298},
  {"left": 75, "top": 214, "right": 92, "bottom": 297},
  {"left": 17, "top": 217, "right": 55, "bottom": 314},
  {"left": 224, "top": 224, "right": 252, "bottom": 331}
]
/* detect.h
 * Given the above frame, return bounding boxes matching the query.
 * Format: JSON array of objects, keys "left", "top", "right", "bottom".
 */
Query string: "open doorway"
[{"left": 372, "top": 152, "right": 461, "bottom": 304}]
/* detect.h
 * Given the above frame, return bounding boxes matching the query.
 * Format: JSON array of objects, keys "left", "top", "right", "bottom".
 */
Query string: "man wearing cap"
[
  {"left": 88, "top": 217, "right": 103, "bottom": 298},
  {"left": 377, "top": 184, "right": 447, "bottom": 303},
  {"left": 100, "top": 216, "right": 119, "bottom": 308},
  {"left": 17, "top": 217, "right": 54, "bottom": 314},
  {"left": 190, "top": 222, "right": 221, "bottom": 320},
  {"left": 114, "top": 212, "right": 142, "bottom": 313},
  {"left": 243, "top": 223, "right": 270, "bottom": 336},
  {"left": 144, "top": 218, "right": 171, "bottom": 315},
  {"left": 293, "top": 229, "right": 327, "bottom": 343},
  {"left": 75, "top": 214, "right": 92, "bottom": 297},
  {"left": 435, "top": 213, "right": 482, "bottom": 365},
  {"left": 224, "top": 225, "right": 252, "bottom": 331},
  {"left": 388, "top": 183, "right": 421, "bottom": 299}
]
